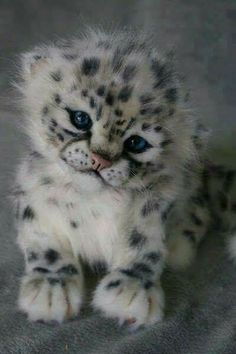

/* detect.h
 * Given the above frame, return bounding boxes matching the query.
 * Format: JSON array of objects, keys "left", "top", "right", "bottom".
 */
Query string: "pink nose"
[{"left": 91, "top": 152, "right": 112, "bottom": 171}]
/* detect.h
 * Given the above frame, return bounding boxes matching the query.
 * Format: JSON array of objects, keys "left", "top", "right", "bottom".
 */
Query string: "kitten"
[{"left": 13, "top": 29, "right": 236, "bottom": 329}]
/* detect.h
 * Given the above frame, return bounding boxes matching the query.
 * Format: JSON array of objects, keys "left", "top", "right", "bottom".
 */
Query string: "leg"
[
  {"left": 93, "top": 198, "right": 167, "bottom": 330},
  {"left": 166, "top": 195, "right": 211, "bottom": 269},
  {"left": 16, "top": 203, "right": 84, "bottom": 323}
]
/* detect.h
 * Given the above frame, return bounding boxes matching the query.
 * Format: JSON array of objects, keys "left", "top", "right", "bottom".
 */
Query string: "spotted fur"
[{"left": 13, "top": 29, "right": 236, "bottom": 329}]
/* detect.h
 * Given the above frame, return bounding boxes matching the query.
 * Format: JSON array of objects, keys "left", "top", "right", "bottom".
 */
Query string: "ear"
[{"left": 21, "top": 47, "right": 50, "bottom": 80}]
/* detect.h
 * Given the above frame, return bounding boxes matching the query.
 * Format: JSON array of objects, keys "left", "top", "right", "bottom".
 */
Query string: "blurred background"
[
  {"left": 0, "top": 3, "right": 235, "bottom": 352},
  {"left": 0, "top": 0, "right": 235, "bottom": 189}
]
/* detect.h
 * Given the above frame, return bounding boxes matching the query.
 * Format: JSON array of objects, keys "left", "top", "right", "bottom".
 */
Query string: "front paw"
[
  {"left": 92, "top": 271, "right": 164, "bottom": 330},
  {"left": 18, "top": 266, "right": 83, "bottom": 323}
]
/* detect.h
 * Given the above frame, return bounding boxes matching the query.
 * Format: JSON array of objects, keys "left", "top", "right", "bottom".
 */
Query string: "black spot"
[
  {"left": 49, "top": 126, "right": 55, "bottom": 133},
  {"left": 105, "top": 92, "right": 114, "bottom": 106},
  {"left": 42, "top": 106, "right": 49, "bottom": 115},
  {"left": 90, "top": 96, "right": 96, "bottom": 108},
  {"left": 50, "top": 119, "right": 57, "bottom": 127},
  {"left": 57, "top": 133, "right": 64, "bottom": 141},
  {"left": 139, "top": 94, "right": 153, "bottom": 105},
  {"left": 133, "top": 262, "right": 153, "bottom": 275},
  {"left": 140, "top": 107, "right": 153, "bottom": 115},
  {"left": 23, "top": 206, "right": 35, "bottom": 221},
  {"left": 81, "top": 57, "right": 100, "bottom": 76},
  {"left": 141, "top": 200, "right": 159, "bottom": 217},
  {"left": 33, "top": 55, "right": 42, "bottom": 61},
  {"left": 144, "top": 252, "right": 161, "bottom": 264},
  {"left": 154, "top": 125, "right": 162, "bottom": 132},
  {"left": 190, "top": 212, "right": 203, "bottom": 226},
  {"left": 81, "top": 89, "right": 88, "bottom": 97},
  {"left": 142, "top": 123, "right": 151, "bottom": 131},
  {"left": 116, "top": 119, "right": 125, "bottom": 126},
  {"left": 160, "top": 139, "right": 173, "bottom": 148},
  {"left": 54, "top": 94, "right": 61, "bottom": 104},
  {"left": 122, "top": 64, "right": 136, "bottom": 82},
  {"left": 114, "top": 109, "right": 123, "bottom": 117},
  {"left": 34, "top": 267, "right": 50, "bottom": 274},
  {"left": 57, "top": 264, "right": 78, "bottom": 276},
  {"left": 96, "top": 85, "right": 106, "bottom": 97},
  {"left": 153, "top": 106, "right": 163, "bottom": 115},
  {"left": 70, "top": 220, "right": 78, "bottom": 228},
  {"left": 118, "top": 86, "right": 133, "bottom": 102},
  {"left": 45, "top": 249, "right": 60, "bottom": 264},
  {"left": 129, "top": 229, "right": 147, "bottom": 248},
  {"left": 165, "top": 88, "right": 178, "bottom": 103},
  {"left": 183, "top": 230, "right": 196, "bottom": 244},
  {"left": 120, "top": 268, "right": 141, "bottom": 279},
  {"left": 96, "top": 105, "right": 103, "bottom": 121},
  {"left": 106, "top": 279, "right": 121, "bottom": 289},
  {"left": 50, "top": 70, "right": 62, "bottom": 82},
  {"left": 27, "top": 251, "right": 39, "bottom": 262},
  {"left": 144, "top": 281, "right": 154, "bottom": 289}
]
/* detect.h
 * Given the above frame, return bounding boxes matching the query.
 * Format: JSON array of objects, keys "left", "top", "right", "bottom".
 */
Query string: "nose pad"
[{"left": 91, "top": 152, "right": 112, "bottom": 171}]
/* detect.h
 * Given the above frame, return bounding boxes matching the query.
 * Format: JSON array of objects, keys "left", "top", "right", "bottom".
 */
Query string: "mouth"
[{"left": 81, "top": 169, "right": 107, "bottom": 183}]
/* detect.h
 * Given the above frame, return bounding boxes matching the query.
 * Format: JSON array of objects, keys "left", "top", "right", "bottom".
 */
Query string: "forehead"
[{"left": 29, "top": 32, "right": 179, "bottom": 136}]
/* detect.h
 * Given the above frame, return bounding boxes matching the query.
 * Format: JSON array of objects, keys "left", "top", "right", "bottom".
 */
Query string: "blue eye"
[
  {"left": 66, "top": 108, "right": 92, "bottom": 131},
  {"left": 124, "top": 135, "right": 152, "bottom": 154}
]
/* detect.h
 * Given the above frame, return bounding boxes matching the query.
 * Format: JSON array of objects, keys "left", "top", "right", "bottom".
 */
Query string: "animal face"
[{"left": 19, "top": 30, "right": 195, "bottom": 190}]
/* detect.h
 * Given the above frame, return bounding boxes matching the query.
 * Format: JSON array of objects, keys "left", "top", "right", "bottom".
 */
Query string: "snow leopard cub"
[{"left": 13, "top": 29, "right": 235, "bottom": 329}]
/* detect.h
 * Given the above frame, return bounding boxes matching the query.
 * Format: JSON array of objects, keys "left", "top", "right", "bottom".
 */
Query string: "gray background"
[{"left": 0, "top": 1, "right": 235, "bottom": 353}]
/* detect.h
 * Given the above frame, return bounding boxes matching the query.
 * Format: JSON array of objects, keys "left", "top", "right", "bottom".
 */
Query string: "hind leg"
[{"left": 166, "top": 196, "right": 211, "bottom": 269}]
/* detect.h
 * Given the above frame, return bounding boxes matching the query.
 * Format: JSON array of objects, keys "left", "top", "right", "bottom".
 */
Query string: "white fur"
[{"left": 13, "top": 29, "right": 215, "bottom": 328}]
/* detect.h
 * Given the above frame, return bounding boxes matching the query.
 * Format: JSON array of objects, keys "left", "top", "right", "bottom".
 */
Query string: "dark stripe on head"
[
  {"left": 96, "top": 85, "right": 106, "bottom": 97},
  {"left": 122, "top": 64, "right": 137, "bottom": 82},
  {"left": 118, "top": 86, "right": 133, "bottom": 102},
  {"left": 105, "top": 92, "right": 114, "bottom": 106},
  {"left": 165, "top": 88, "right": 178, "bottom": 103},
  {"left": 81, "top": 57, "right": 100, "bottom": 76}
]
